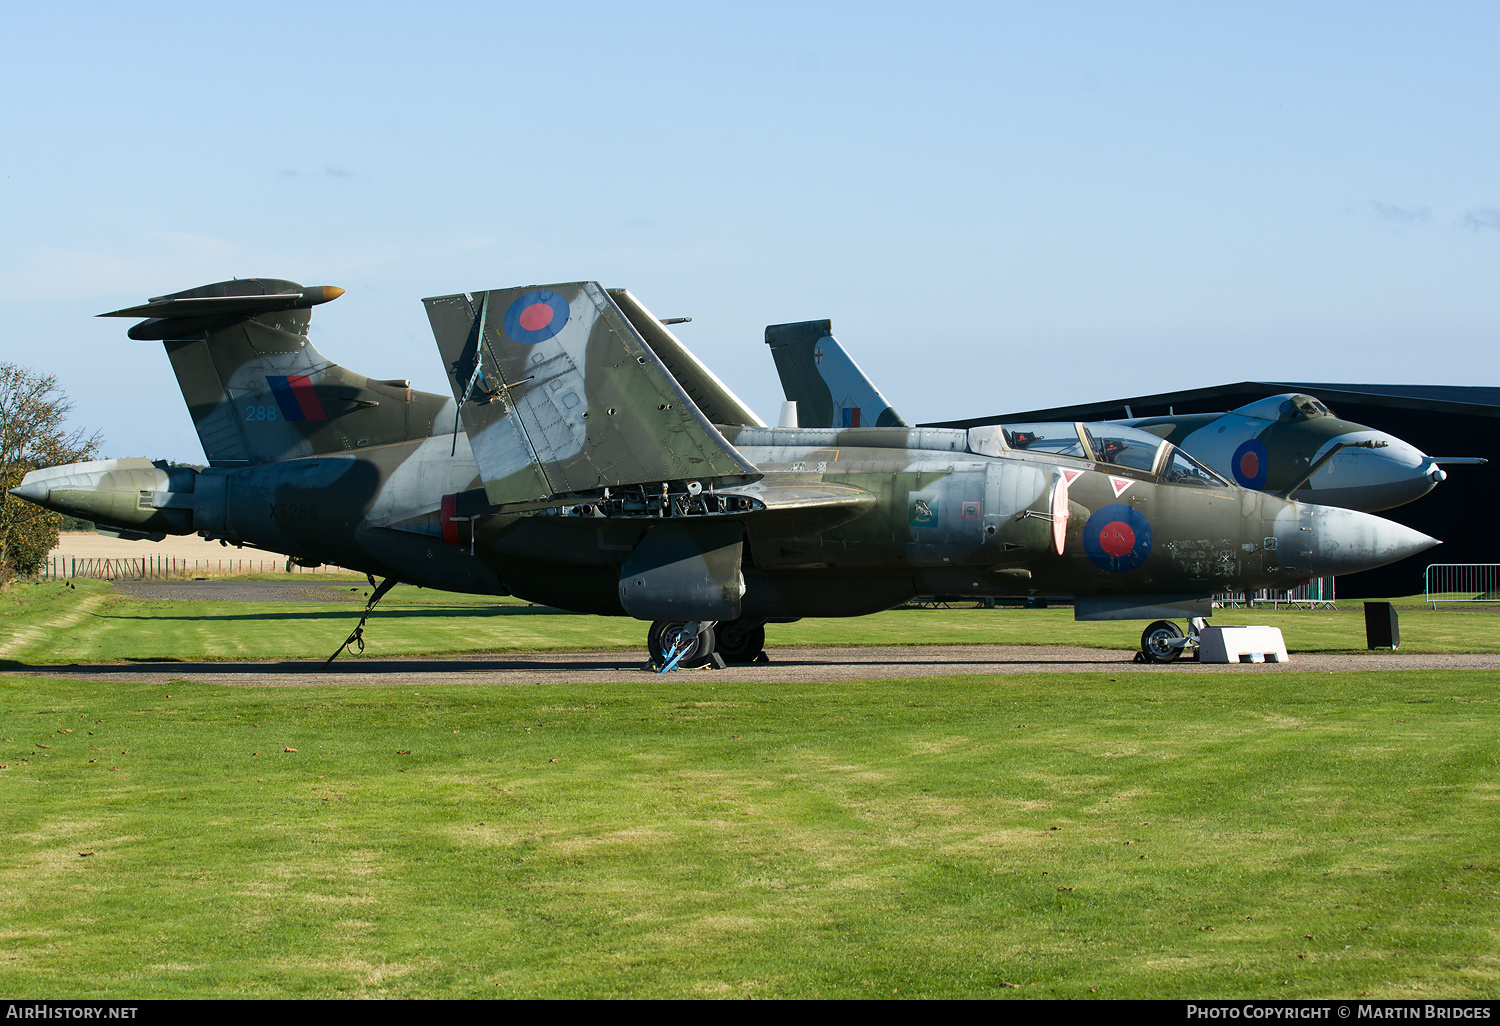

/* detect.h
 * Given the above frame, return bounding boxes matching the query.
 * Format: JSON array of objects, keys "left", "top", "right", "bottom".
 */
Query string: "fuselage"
[
  {"left": 15, "top": 278, "right": 1438, "bottom": 639},
  {"left": 24, "top": 423, "right": 1430, "bottom": 621}
]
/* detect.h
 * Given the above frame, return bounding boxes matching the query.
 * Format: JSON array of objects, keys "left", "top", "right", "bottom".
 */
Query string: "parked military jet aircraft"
[
  {"left": 11, "top": 279, "right": 1437, "bottom": 664},
  {"left": 767, "top": 320, "right": 1482, "bottom": 513}
]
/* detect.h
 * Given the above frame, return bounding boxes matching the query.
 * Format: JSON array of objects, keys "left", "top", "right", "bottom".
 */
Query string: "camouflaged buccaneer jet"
[
  {"left": 767, "top": 320, "right": 1483, "bottom": 513},
  {"left": 12, "top": 278, "right": 1437, "bottom": 665}
]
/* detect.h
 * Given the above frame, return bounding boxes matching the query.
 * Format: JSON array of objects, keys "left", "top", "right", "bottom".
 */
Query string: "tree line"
[{"left": 0, "top": 364, "right": 100, "bottom": 585}]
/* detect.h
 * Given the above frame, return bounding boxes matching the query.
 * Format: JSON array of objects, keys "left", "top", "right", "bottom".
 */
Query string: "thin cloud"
[
  {"left": 276, "top": 166, "right": 362, "bottom": 182},
  {"left": 1463, "top": 208, "right": 1500, "bottom": 232},
  {"left": 1370, "top": 200, "right": 1430, "bottom": 222}
]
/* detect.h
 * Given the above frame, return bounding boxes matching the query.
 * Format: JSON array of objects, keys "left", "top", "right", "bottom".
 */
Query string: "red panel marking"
[
  {"left": 441, "top": 493, "right": 460, "bottom": 545},
  {"left": 1239, "top": 451, "right": 1260, "bottom": 478},
  {"left": 1099, "top": 521, "right": 1135, "bottom": 558},
  {"left": 286, "top": 374, "right": 328, "bottom": 421},
  {"left": 518, "top": 303, "right": 554, "bottom": 332},
  {"left": 849, "top": 407, "right": 861, "bottom": 427}
]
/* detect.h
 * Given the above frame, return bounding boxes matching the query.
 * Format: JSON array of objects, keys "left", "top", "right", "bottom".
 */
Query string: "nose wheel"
[{"left": 1138, "top": 617, "right": 1204, "bottom": 663}]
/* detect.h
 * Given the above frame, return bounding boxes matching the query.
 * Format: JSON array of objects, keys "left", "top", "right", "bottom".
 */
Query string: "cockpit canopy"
[
  {"left": 966, "top": 421, "right": 1229, "bottom": 488},
  {"left": 1232, "top": 393, "right": 1335, "bottom": 423}
]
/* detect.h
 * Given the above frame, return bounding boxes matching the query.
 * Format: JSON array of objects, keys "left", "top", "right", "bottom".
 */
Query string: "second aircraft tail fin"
[{"left": 765, "top": 319, "right": 905, "bottom": 429}]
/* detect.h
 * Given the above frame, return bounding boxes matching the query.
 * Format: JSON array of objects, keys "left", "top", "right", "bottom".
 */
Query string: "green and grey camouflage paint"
[{"left": 10, "top": 279, "right": 1438, "bottom": 651}]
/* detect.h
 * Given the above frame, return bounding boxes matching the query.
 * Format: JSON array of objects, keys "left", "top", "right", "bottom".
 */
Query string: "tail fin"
[
  {"left": 765, "top": 319, "right": 905, "bottom": 429},
  {"left": 101, "top": 278, "right": 451, "bottom": 465}
]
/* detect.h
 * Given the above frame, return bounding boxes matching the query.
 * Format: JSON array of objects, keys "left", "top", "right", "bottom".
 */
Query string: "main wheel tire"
[
  {"left": 714, "top": 618, "right": 767, "bottom": 663},
  {"left": 1140, "top": 620, "right": 1185, "bottom": 663},
  {"left": 648, "top": 621, "right": 718, "bottom": 669}
]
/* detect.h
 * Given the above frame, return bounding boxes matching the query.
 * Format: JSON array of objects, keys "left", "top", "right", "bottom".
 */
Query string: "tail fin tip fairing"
[{"left": 424, "top": 282, "right": 759, "bottom": 509}]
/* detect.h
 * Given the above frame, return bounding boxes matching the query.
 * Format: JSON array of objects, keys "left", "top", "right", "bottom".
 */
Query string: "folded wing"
[{"left": 425, "top": 282, "right": 759, "bottom": 508}]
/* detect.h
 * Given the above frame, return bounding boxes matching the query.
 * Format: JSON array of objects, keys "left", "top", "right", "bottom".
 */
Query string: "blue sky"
[{"left": 3, "top": 1, "right": 1496, "bottom": 459}]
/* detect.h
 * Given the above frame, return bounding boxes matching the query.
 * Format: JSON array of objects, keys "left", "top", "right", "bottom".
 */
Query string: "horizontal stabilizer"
[
  {"left": 424, "top": 282, "right": 759, "bottom": 508},
  {"left": 101, "top": 281, "right": 345, "bottom": 341},
  {"left": 100, "top": 286, "right": 344, "bottom": 321}
]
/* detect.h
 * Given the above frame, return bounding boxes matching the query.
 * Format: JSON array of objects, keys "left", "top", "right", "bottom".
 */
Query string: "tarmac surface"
[
  {"left": 11, "top": 580, "right": 1496, "bottom": 686},
  {"left": 6, "top": 645, "right": 1499, "bottom": 687}
]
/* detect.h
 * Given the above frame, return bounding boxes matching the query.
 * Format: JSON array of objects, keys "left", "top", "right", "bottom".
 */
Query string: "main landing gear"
[
  {"left": 1137, "top": 617, "right": 1207, "bottom": 664},
  {"left": 648, "top": 617, "right": 769, "bottom": 671}
]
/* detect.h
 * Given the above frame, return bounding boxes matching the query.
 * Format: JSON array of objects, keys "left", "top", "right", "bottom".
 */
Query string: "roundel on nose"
[
  {"left": 1082, "top": 504, "right": 1152, "bottom": 572},
  {"left": 1231, "top": 438, "right": 1269, "bottom": 490}
]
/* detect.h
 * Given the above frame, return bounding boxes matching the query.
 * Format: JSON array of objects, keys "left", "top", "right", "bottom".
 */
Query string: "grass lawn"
[
  {"left": 1, "top": 669, "right": 1496, "bottom": 998},
  {"left": 0, "top": 579, "right": 1497, "bottom": 665}
]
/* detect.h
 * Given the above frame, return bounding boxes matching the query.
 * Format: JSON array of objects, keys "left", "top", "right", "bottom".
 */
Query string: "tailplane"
[{"left": 102, "top": 279, "right": 451, "bottom": 465}]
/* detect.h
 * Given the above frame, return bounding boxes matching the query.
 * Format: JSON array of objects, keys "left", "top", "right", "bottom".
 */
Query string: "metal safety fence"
[
  {"left": 1215, "top": 577, "right": 1336, "bottom": 609},
  {"left": 1424, "top": 564, "right": 1500, "bottom": 608},
  {"left": 40, "top": 555, "right": 354, "bottom": 581}
]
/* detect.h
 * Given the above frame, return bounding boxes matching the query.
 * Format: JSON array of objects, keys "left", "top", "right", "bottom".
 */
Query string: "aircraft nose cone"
[
  {"left": 8, "top": 479, "right": 49, "bottom": 504},
  {"left": 1286, "top": 505, "right": 1439, "bottom": 577},
  {"left": 1297, "top": 436, "right": 1439, "bottom": 512}
]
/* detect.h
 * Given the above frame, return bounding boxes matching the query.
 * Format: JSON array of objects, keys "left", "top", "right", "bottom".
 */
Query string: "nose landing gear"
[{"left": 1137, "top": 617, "right": 1206, "bottom": 664}]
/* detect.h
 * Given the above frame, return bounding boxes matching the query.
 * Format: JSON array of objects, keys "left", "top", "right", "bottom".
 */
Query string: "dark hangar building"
[{"left": 925, "top": 382, "right": 1499, "bottom": 599}]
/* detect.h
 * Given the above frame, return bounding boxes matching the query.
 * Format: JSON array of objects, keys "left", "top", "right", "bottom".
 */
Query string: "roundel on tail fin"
[{"left": 503, "top": 290, "right": 570, "bottom": 345}]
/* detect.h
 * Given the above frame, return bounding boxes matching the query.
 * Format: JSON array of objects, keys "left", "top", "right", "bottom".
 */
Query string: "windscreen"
[
  {"left": 1160, "top": 446, "right": 1230, "bottom": 487},
  {"left": 1233, "top": 392, "right": 1335, "bottom": 423},
  {"left": 1082, "top": 424, "right": 1167, "bottom": 474}
]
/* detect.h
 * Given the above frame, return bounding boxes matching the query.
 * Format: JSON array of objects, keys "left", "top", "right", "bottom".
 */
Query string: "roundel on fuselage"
[
  {"left": 1082, "top": 504, "right": 1152, "bottom": 573},
  {"left": 503, "top": 290, "right": 571, "bottom": 345},
  {"left": 1230, "top": 439, "right": 1269, "bottom": 490}
]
